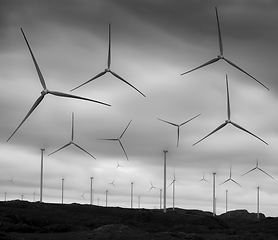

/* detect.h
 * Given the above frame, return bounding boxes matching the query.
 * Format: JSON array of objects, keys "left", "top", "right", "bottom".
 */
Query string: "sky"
[{"left": 1, "top": 0, "right": 278, "bottom": 217}]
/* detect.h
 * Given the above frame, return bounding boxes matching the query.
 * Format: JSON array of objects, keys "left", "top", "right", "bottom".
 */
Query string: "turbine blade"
[
  {"left": 48, "top": 90, "right": 111, "bottom": 106},
  {"left": 98, "top": 138, "right": 118, "bottom": 141},
  {"left": 108, "top": 23, "right": 111, "bottom": 69},
  {"left": 48, "top": 142, "right": 71, "bottom": 156},
  {"left": 258, "top": 168, "right": 274, "bottom": 180},
  {"left": 119, "top": 120, "right": 132, "bottom": 139},
  {"left": 72, "top": 142, "right": 96, "bottom": 159},
  {"left": 118, "top": 140, "right": 129, "bottom": 161},
  {"left": 231, "top": 179, "right": 242, "bottom": 187},
  {"left": 167, "top": 181, "right": 174, "bottom": 189},
  {"left": 181, "top": 57, "right": 220, "bottom": 75},
  {"left": 71, "top": 113, "right": 74, "bottom": 141},
  {"left": 110, "top": 70, "right": 146, "bottom": 97},
  {"left": 157, "top": 118, "right": 178, "bottom": 127},
  {"left": 7, "top": 94, "right": 44, "bottom": 141},
  {"left": 70, "top": 71, "right": 107, "bottom": 92},
  {"left": 241, "top": 167, "right": 257, "bottom": 176},
  {"left": 20, "top": 28, "right": 47, "bottom": 90},
  {"left": 220, "top": 179, "right": 230, "bottom": 185},
  {"left": 193, "top": 122, "right": 227, "bottom": 146},
  {"left": 230, "top": 121, "right": 268, "bottom": 145},
  {"left": 180, "top": 113, "right": 201, "bottom": 126},
  {"left": 226, "top": 75, "right": 231, "bottom": 120},
  {"left": 223, "top": 58, "right": 269, "bottom": 90},
  {"left": 215, "top": 7, "right": 223, "bottom": 56}
]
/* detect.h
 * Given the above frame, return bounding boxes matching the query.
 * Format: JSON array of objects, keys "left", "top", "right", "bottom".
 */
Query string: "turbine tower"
[
  {"left": 90, "top": 177, "right": 94, "bottom": 205},
  {"left": 7, "top": 29, "right": 110, "bottom": 142},
  {"left": 193, "top": 75, "right": 268, "bottom": 146},
  {"left": 212, "top": 172, "right": 216, "bottom": 216},
  {"left": 40, "top": 148, "right": 45, "bottom": 203},
  {"left": 48, "top": 113, "right": 96, "bottom": 158},
  {"left": 70, "top": 23, "right": 146, "bottom": 97},
  {"left": 157, "top": 113, "right": 201, "bottom": 147},
  {"left": 181, "top": 7, "right": 268, "bottom": 90},
  {"left": 163, "top": 150, "right": 168, "bottom": 213},
  {"left": 61, "top": 178, "right": 64, "bottom": 204},
  {"left": 131, "top": 182, "right": 134, "bottom": 209}
]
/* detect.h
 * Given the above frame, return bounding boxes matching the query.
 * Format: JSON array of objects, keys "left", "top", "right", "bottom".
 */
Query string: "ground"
[{"left": 0, "top": 200, "right": 277, "bottom": 240}]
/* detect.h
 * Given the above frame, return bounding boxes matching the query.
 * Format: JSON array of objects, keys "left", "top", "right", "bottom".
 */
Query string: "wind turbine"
[
  {"left": 109, "top": 179, "right": 116, "bottom": 187},
  {"left": 157, "top": 113, "right": 201, "bottom": 147},
  {"left": 70, "top": 23, "right": 146, "bottom": 97},
  {"left": 116, "top": 161, "right": 123, "bottom": 169},
  {"left": 148, "top": 181, "right": 158, "bottom": 192},
  {"left": 99, "top": 120, "right": 132, "bottom": 161},
  {"left": 48, "top": 113, "right": 95, "bottom": 158},
  {"left": 9, "top": 177, "right": 14, "bottom": 184},
  {"left": 7, "top": 28, "right": 111, "bottom": 142},
  {"left": 193, "top": 75, "right": 268, "bottom": 146},
  {"left": 167, "top": 169, "right": 185, "bottom": 210},
  {"left": 241, "top": 159, "right": 274, "bottom": 180},
  {"left": 220, "top": 166, "right": 241, "bottom": 187},
  {"left": 80, "top": 192, "right": 85, "bottom": 200},
  {"left": 181, "top": 7, "right": 268, "bottom": 90},
  {"left": 199, "top": 173, "right": 209, "bottom": 183}
]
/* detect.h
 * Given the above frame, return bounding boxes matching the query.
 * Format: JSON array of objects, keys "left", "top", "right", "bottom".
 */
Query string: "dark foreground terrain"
[{"left": 0, "top": 200, "right": 277, "bottom": 240}]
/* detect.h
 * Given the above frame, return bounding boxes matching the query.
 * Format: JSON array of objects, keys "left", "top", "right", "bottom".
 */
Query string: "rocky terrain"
[{"left": 0, "top": 200, "right": 277, "bottom": 240}]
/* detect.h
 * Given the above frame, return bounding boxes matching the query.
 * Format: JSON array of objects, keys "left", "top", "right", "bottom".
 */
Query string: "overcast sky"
[{"left": 1, "top": 0, "right": 278, "bottom": 216}]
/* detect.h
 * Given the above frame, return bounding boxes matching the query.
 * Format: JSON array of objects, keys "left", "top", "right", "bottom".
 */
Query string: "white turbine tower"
[
  {"left": 212, "top": 173, "right": 216, "bottom": 216},
  {"left": 163, "top": 150, "right": 168, "bottom": 213},
  {"left": 61, "top": 178, "right": 64, "bottom": 204},
  {"left": 40, "top": 148, "right": 45, "bottom": 203},
  {"left": 90, "top": 177, "right": 94, "bottom": 205},
  {"left": 131, "top": 182, "right": 134, "bottom": 209},
  {"left": 7, "top": 29, "right": 110, "bottom": 142},
  {"left": 70, "top": 24, "right": 146, "bottom": 97},
  {"left": 181, "top": 7, "right": 268, "bottom": 90}
]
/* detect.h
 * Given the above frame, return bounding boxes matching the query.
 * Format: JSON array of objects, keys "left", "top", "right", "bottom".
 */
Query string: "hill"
[{"left": 0, "top": 200, "right": 277, "bottom": 240}]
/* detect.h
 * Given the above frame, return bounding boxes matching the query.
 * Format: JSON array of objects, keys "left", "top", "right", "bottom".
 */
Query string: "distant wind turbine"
[
  {"left": 99, "top": 120, "right": 132, "bottom": 161},
  {"left": 70, "top": 24, "right": 146, "bottom": 97},
  {"left": 157, "top": 114, "right": 201, "bottom": 147},
  {"left": 241, "top": 159, "right": 274, "bottom": 180},
  {"left": 48, "top": 113, "right": 95, "bottom": 158},
  {"left": 148, "top": 181, "right": 158, "bottom": 192},
  {"left": 181, "top": 7, "right": 269, "bottom": 90},
  {"left": 193, "top": 75, "right": 268, "bottom": 146},
  {"left": 116, "top": 161, "right": 123, "bottom": 169},
  {"left": 167, "top": 169, "right": 185, "bottom": 210},
  {"left": 7, "top": 28, "right": 110, "bottom": 142},
  {"left": 199, "top": 173, "right": 209, "bottom": 183},
  {"left": 9, "top": 176, "right": 14, "bottom": 184},
  {"left": 109, "top": 179, "right": 116, "bottom": 187},
  {"left": 80, "top": 192, "right": 85, "bottom": 200},
  {"left": 220, "top": 166, "right": 241, "bottom": 187}
]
